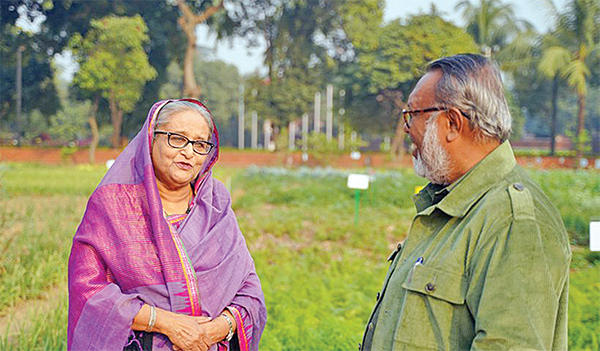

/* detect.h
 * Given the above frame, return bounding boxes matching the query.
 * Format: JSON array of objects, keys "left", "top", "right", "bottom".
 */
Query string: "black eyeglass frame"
[
  {"left": 154, "top": 131, "right": 214, "bottom": 155},
  {"left": 401, "top": 107, "right": 471, "bottom": 129}
]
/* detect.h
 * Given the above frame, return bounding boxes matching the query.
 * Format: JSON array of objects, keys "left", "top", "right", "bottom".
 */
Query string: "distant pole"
[
  {"left": 354, "top": 189, "right": 360, "bottom": 225},
  {"left": 338, "top": 89, "right": 346, "bottom": 150},
  {"left": 289, "top": 120, "right": 296, "bottom": 150},
  {"left": 264, "top": 120, "right": 271, "bottom": 150},
  {"left": 238, "top": 84, "right": 245, "bottom": 149},
  {"left": 314, "top": 92, "right": 321, "bottom": 133},
  {"left": 326, "top": 85, "right": 333, "bottom": 140},
  {"left": 16, "top": 46, "right": 25, "bottom": 141},
  {"left": 251, "top": 111, "right": 258, "bottom": 149},
  {"left": 302, "top": 113, "right": 309, "bottom": 151}
]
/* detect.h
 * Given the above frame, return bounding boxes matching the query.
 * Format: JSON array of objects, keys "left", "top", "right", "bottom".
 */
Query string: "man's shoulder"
[{"left": 474, "top": 165, "right": 568, "bottom": 246}]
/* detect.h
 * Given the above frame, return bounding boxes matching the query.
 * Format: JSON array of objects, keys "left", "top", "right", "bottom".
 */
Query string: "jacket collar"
[{"left": 413, "top": 141, "right": 517, "bottom": 217}]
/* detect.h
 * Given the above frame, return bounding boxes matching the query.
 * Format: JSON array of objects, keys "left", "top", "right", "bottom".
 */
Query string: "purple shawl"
[{"left": 68, "top": 99, "right": 266, "bottom": 351}]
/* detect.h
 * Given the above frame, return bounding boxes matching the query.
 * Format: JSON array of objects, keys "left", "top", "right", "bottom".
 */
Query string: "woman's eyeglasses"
[
  {"left": 154, "top": 131, "right": 214, "bottom": 155},
  {"left": 401, "top": 107, "right": 471, "bottom": 129}
]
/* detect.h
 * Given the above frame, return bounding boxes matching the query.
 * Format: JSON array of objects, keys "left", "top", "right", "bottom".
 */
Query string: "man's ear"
[{"left": 444, "top": 108, "right": 466, "bottom": 142}]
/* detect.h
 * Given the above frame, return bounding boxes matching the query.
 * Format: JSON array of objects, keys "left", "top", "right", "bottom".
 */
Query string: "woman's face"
[{"left": 151, "top": 110, "right": 211, "bottom": 190}]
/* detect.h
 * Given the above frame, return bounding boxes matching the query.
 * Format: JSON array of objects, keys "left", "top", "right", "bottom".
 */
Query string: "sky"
[
  {"left": 194, "top": 0, "right": 569, "bottom": 76},
  {"left": 55, "top": 0, "right": 570, "bottom": 80}
]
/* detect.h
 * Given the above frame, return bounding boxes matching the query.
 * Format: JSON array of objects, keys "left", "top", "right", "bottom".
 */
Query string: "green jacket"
[{"left": 361, "top": 142, "right": 571, "bottom": 351}]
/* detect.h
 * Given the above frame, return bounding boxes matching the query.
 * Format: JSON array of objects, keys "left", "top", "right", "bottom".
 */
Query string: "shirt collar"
[{"left": 413, "top": 141, "right": 517, "bottom": 217}]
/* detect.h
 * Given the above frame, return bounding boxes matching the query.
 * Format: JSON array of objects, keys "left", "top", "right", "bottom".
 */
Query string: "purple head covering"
[{"left": 68, "top": 99, "right": 266, "bottom": 351}]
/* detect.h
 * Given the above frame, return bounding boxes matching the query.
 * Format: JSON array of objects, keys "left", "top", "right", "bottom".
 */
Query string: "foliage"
[
  {"left": 241, "top": 0, "right": 374, "bottom": 129},
  {"left": 20, "top": 110, "right": 48, "bottom": 142},
  {"left": 567, "top": 260, "right": 600, "bottom": 350},
  {"left": 504, "top": 88, "right": 525, "bottom": 141},
  {"left": 69, "top": 15, "right": 157, "bottom": 147},
  {"left": 537, "top": 0, "right": 600, "bottom": 157},
  {"left": 160, "top": 57, "right": 242, "bottom": 130},
  {"left": 0, "top": 2, "right": 60, "bottom": 130},
  {"left": 0, "top": 163, "right": 598, "bottom": 349},
  {"left": 528, "top": 169, "right": 600, "bottom": 245},
  {"left": 455, "top": 0, "right": 532, "bottom": 56},
  {"left": 47, "top": 99, "right": 91, "bottom": 144},
  {"left": 340, "top": 13, "right": 479, "bottom": 134},
  {"left": 69, "top": 15, "right": 156, "bottom": 112},
  {"left": 353, "top": 14, "right": 479, "bottom": 95}
]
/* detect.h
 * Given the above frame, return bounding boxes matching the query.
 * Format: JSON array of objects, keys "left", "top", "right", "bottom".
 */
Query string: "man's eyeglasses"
[
  {"left": 154, "top": 131, "right": 214, "bottom": 155},
  {"left": 401, "top": 107, "right": 471, "bottom": 129}
]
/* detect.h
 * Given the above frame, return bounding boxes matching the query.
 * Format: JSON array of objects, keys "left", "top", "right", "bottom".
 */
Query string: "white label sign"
[
  {"left": 590, "top": 221, "right": 600, "bottom": 252},
  {"left": 347, "top": 173, "right": 370, "bottom": 190}
]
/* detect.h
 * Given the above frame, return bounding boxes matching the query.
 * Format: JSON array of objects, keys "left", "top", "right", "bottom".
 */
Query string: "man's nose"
[{"left": 403, "top": 120, "right": 410, "bottom": 134}]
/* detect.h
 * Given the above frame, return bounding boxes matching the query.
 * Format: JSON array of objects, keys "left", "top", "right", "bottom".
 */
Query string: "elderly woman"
[{"left": 68, "top": 99, "right": 267, "bottom": 351}]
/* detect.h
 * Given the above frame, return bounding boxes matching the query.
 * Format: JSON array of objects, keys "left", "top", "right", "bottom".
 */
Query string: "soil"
[{"left": 2, "top": 146, "right": 597, "bottom": 170}]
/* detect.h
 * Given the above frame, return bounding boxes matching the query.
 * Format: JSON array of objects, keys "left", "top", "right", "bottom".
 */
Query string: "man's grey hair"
[
  {"left": 154, "top": 100, "right": 214, "bottom": 138},
  {"left": 427, "top": 54, "right": 512, "bottom": 143}
]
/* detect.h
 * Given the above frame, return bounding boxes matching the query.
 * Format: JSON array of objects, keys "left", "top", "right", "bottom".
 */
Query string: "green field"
[{"left": 0, "top": 163, "right": 598, "bottom": 350}]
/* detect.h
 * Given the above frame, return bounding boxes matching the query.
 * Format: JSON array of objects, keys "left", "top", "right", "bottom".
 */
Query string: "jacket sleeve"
[{"left": 466, "top": 215, "right": 570, "bottom": 350}]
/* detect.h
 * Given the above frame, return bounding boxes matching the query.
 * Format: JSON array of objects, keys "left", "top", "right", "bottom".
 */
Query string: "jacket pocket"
[
  {"left": 402, "top": 264, "right": 467, "bottom": 304},
  {"left": 393, "top": 265, "right": 469, "bottom": 350}
]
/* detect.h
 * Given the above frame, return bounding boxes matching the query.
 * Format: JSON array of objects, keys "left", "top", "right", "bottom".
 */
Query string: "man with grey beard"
[{"left": 360, "top": 54, "right": 570, "bottom": 351}]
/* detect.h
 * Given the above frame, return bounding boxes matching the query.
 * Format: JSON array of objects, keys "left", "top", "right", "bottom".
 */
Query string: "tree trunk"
[
  {"left": 182, "top": 29, "right": 201, "bottom": 99},
  {"left": 550, "top": 75, "right": 558, "bottom": 156},
  {"left": 88, "top": 96, "right": 100, "bottom": 163},
  {"left": 176, "top": 0, "right": 223, "bottom": 100},
  {"left": 390, "top": 116, "right": 406, "bottom": 158},
  {"left": 109, "top": 97, "right": 123, "bottom": 149},
  {"left": 576, "top": 93, "right": 586, "bottom": 159},
  {"left": 384, "top": 89, "right": 405, "bottom": 159}
]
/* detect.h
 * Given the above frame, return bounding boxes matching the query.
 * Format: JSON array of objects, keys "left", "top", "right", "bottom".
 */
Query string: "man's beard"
[{"left": 412, "top": 115, "right": 451, "bottom": 185}]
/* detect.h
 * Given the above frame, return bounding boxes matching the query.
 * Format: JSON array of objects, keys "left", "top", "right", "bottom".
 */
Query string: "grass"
[{"left": 0, "top": 162, "right": 598, "bottom": 350}]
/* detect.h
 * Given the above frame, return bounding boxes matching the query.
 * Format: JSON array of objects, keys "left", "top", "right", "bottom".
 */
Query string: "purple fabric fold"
[{"left": 68, "top": 99, "right": 267, "bottom": 351}]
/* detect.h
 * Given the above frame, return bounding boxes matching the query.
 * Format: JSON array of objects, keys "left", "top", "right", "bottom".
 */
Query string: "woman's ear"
[{"left": 444, "top": 108, "right": 465, "bottom": 143}]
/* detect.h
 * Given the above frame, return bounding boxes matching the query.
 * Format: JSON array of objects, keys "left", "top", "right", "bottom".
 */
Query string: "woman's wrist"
[
  {"left": 203, "top": 315, "right": 229, "bottom": 344},
  {"left": 151, "top": 308, "right": 172, "bottom": 335}
]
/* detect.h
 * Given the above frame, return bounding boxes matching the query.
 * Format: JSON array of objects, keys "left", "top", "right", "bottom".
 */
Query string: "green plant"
[
  {"left": 59, "top": 146, "right": 78, "bottom": 162},
  {"left": 1, "top": 164, "right": 598, "bottom": 349}
]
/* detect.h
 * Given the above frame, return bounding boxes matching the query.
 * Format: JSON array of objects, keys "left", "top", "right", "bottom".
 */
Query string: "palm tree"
[
  {"left": 455, "top": 0, "right": 532, "bottom": 57},
  {"left": 538, "top": 0, "right": 600, "bottom": 158}
]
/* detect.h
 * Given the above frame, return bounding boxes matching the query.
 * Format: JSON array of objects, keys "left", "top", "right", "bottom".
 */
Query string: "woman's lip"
[{"left": 175, "top": 161, "right": 192, "bottom": 170}]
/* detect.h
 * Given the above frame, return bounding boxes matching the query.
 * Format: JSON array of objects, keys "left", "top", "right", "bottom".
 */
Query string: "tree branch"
[{"left": 177, "top": 0, "right": 224, "bottom": 27}]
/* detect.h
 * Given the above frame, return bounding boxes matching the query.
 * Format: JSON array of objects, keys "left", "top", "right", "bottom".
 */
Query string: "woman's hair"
[
  {"left": 153, "top": 100, "right": 214, "bottom": 138},
  {"left": 427, "top": 54, "right": 512, "bottom": 143}
]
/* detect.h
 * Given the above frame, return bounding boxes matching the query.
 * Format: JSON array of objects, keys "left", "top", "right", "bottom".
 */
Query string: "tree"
[
  {"left": 175, "top": 0, "right": 223, "bottom": 99},
  {"left": 538, "top": 0, "right": 600, "bottom": 158},
  {"left": 69, "top": 15, "right": 157, "bottom": 148},
  {"left": 159, "top": 54, "right": 242, "bottom": 145},
  {"left": 343, "top": 13, "right": 479, "bottom": 155},
  {"left": 242, "top": 0, "right": 365, "bottom": 130},
  {"left": 0, "top": 1, "right": 60, "bottom": 135},
  {"left": 455, "top": 0, "right": 531, "bottom": 57}
]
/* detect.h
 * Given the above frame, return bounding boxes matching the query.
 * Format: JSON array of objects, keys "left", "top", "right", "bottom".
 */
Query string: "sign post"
[{"left": 347, "top": 174, "right": 370, "bottom": 225}]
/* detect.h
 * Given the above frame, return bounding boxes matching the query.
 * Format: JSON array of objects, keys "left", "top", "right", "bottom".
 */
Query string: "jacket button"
[
  {"left": 513, "top": 182, "right": 524, "bottom": 191},
  {"left": 425, "top": 283, "right": 436, "bottom": 293},
  {"left": 368, "top": 322, "right": 374, "bottom": 331},
  {"left": 376, "top": 292, "right": 380, "bottom": 301}
]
